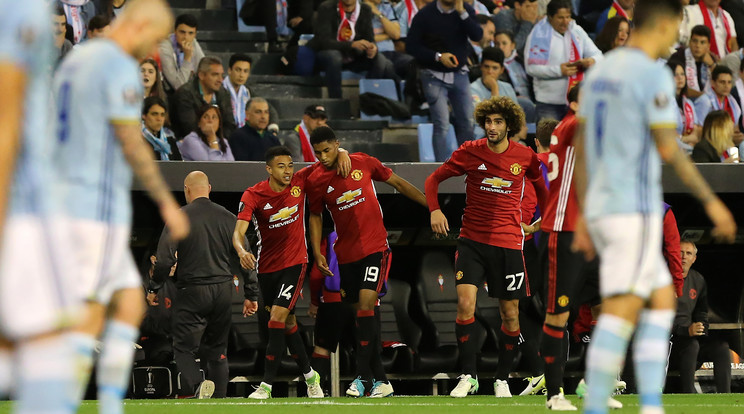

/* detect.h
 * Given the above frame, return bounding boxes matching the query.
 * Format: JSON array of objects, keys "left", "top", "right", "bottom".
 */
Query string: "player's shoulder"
[
  {"left": 459, "top": 138, "right": 487, "bottom": 153},
  {"left": 511, "top": 140, "right": 536, "bottom": 158},
  {"left": 243, "top": 179, "right": 269, "bottom": 198}
]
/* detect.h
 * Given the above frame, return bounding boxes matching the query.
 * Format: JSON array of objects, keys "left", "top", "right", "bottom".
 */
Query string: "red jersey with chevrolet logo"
[
  {"left": 307, "top": 153, "right": 393, "bottom": 264},
  {"left": 426, "top": 139, "right": 542, "bottom": 249},
  {"left": 237, "top": 165, "right": 317, "bottom": 274}
]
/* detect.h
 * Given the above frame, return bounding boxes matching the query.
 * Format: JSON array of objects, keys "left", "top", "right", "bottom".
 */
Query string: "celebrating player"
[
  {"left": 573, "top": 1, "right": 737, "bottom": 413},
  {"left": 426, "top": 96, "right": 547, "bottom": 398},
  {"left": 306, "top": 126, "right": 427, "bottom": 398}
]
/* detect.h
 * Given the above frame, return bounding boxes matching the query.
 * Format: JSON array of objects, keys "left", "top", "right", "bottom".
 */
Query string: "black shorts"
[
  {"left": 258, "top": 263, "right": 306, "bottom": 311},
  {"left": 540, "top": 231, "right": 600, "bottom": 314},
  {"left": 454, "top": 238, "right": 529, "bottom": 300},
  {"left": 337, "top": 251, "right": 391, "bottom": 304},
  {"left": 313, "top": 301, "right": 356, "bottom": 352}
]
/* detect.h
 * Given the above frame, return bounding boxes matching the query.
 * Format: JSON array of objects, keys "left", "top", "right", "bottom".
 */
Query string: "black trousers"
[
  {"left": 172, "top": 281, "right": 232, "bottom": 397},
  {"left": 669, "top": 335, "right": 731, "bottom": 393}
]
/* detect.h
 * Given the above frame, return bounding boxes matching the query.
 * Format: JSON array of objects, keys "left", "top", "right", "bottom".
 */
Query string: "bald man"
[
  {"left": 53, "top": 1, "right": 191, "bottom": 413},
  {"left": 152, "top": 171, "right": 259, "bottom": 398}
]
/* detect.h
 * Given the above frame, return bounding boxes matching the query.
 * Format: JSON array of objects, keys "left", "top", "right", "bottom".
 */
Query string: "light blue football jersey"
[
  {"left": 578, "top": 48, "right": 678, "bottom": 220},
  {"left": 52, "top": 39, "right": 143, "bottom": 225},
  {"left": 0, "top": 0, "right": 56, "bottom": 217}
]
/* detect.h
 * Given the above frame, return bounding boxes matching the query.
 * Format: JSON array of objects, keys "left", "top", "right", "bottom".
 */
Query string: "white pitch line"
[{"left": 118, "top": 401, "right": 744, "bottom": 408}]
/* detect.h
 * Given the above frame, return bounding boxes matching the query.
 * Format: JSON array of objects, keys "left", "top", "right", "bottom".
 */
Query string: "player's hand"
[
  {"left": 161, "top": 202, "right": 190, "bottom": 241},
  {"left": 688, "top": 322, "right": 705, "bottom": 337},
  {"left": 146, "top": 292, "right": 159, "bottom": 306},
  {"left": 337, "top": 148, "right": 351, "bottom": 178},
  {"left": 243, "top": 299, "right": 258, "bottom": 317},
  {"left": 705, "top": 198, "right": 737, "bottom": 243},
  {"left": 454, "top": 0, "right": 465, "bottom": 14},
  {"left": 441, "top": 53, "right": 459, "bottom": 69},
  {"left": 571, "top": 216, "right": 595, "bottom": 261},
  {"left": 239, "top": 251, "right": 257, "bottom": 270},
  {"left": 431, "top": 209, "right": 450, "bottom": 236},
  {"left": 315, "top": 254, "right": 333, "bottom": 276},
  {"left": 560, "top": 62, "right": 579, "bottom": 77},
  {"left": 521, "top": 220, "right": 541, "bottom": 235},
  {"left": 308, "top": 303, "right": 319, "bottom": 318}
]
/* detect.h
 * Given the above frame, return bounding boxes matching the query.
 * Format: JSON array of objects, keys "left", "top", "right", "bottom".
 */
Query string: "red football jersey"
[
  {"left": 237, "top": 165, "right": 317, "bottom": 274},
  {"left": 542, "top": 112, "right": 579, "bottom": 232},
  {"left": 522, "top": 179, "right": 537, "bottom": 241},
  {"left": 426, "top": 139, "right": 543, "bottom": 250},
  {"left": 307, "top": 153, "right": 393, "bottom": 264}
]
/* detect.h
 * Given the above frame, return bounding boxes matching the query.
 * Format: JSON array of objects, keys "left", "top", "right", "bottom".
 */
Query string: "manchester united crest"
[
  {"left": 558, "top": 295, "right": 569, "bottom": 307},
  {"left": 290, "top": 186, "right": 301, "bottom": 197},
  {"left": 456, "top": 271, "right": 464, "bottom": 280},
  {"left": 351, "top": 169, "right": 363, "bottom": 181},
  {"left": 510, "top": 163, "right": 522, "bottom": 175}
]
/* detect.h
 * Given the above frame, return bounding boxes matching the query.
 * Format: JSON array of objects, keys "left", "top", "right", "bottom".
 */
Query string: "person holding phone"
[{"left": 406, "top": 0, "right": 484, "bottom": 161}]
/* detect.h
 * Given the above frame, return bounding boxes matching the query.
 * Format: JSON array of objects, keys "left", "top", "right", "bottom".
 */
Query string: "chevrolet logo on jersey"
[
  {"left": 481, "top": 177, "right": 512, "bottom": 188},
  {"left": 336, "top": 189, "right": 362, "bottom": 204},
  {"left": 269, "top": 205, "right": 299, "bottom": 223}
]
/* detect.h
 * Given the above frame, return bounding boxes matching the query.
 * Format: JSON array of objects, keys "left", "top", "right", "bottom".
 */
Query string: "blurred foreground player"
[
  {"left": 573, "top": 1, "right": 737, "bottom": 413},
  {"left": 426, "top": 96, "right": 547, "bottom": 398},
  {"left": 52, "top": 1, "right": 190, "bottom": 413},
  {"left": 0, "top": 1, "right": 80, "bottom": 413},
  {"left": 306, "top": 126, "right": 427, "bottom": 397}
]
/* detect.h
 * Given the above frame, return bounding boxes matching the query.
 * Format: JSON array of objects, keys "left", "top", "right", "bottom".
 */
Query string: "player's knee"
[
  {"left": 269, "top": 306, "right": 290, "bottom": 323},
  {"left": 456, "top": 296, "right": 476, "bottom": 316},
  {"left": 313, "top": 346, "right": 330, "bottom": 357}
]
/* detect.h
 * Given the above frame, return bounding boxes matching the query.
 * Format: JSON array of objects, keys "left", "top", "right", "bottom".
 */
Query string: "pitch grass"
[{"left": 1, "top": 394, "right": 743, "bottom": 414}]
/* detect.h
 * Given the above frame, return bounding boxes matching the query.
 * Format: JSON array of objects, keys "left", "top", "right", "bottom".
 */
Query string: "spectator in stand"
[
  {"left": 594, "top": 16, "right": 630, "bottom": 53},
  {"left": 310, "top": 0, "right": 398, "bottom": 99},
  {"left": 366, "top": 0, "right": 415, "bottom": 79},
  {"left": 142, "top": 97, "right": 182, "bottom": 161},
  {"left": 57, "top": 0, "right": 96, "bottom": 43},
  {"left": 681, "top": 0, "right": 738, "bottom": 59},
  {"left": 406, "top": 0, "right": 483, "bottom": 161},
  {"left": 141, "top": 58, "right": 167, "bottom": 102},
  {"left": 596, "top": 0, "right": 634, "bottom": 34},
  {"left": 178, "top": 104, "right": 234, "bottom": 161},
  {"left": 695, "top": 66, "right": 740, "bottom": 126},
  {"left": 693, "top": 110, "right": 738, "bottom": 163},
  {"left": 465, "top": 0, "right": 490, "bottom": 15},
  {"left": 393, "top": 0, "right": 433, "bottom": 51},
  {"left": 172, "top": 56, "right": 236, "bottom": 139},
  {"left": 494, "top": 30, "right": 531, "bottom": 98},
  {"left": 286, "top": 0, "right": 325, "bottom": 47},
  {"left": 238, "top": 0, "right": 283, "bottom": 53},
  {"left": 492, "top": 0, "right": 539, "bottom": 55},
  {"left": 94, "top": 0, "right": 128, "bottom": 19},
  {"left": 228, "top": 98, "right": 280, "bottom": 161},
  {"left": 669, "top": 239, "right": 731, "bottom": 393},
  {"left": 525, "top": 0, "right": 602, "bottom": 123},
  {"left": 53, "top": 5, "right": 74, "bottom": 64},
  {"left": 470, "top": 47, "right": 518, "bottom": 105},
  {"left": 159, "top": 14, "right": 205, "bottom": 93},
  {"left": 667, "top": 60, "right": 701, "bottom": 153},
  {"left": 283, "top": 104, "right": 328, "bottom": 162},
  {"left": 671, "top": 25, "right": 717, "bottom": 100},
  {"left": 223, "top": 54, "right": 252, "bottom": 129},
  {"left": 468, "top": 15, "right": 497, "bottom": 81},
  {"left": 87, "top": 14, "right": 111, "bottom": 39}
]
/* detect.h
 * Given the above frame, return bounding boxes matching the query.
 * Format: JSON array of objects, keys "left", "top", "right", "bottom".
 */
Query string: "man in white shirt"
[
  {"left": 524, "top": 0, "right": 602, "bottom": 123},
  {"left": 680, "top": 0, "right": 738, "bottom": 58}
]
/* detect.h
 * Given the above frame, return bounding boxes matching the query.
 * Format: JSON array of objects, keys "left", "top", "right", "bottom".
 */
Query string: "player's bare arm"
[
  {"left": 653, "top": 126, "right": 737, "bottom": 243},
  {"left": 0, "top": 64, "right": 26, "bottom": 239},
  {"left": 425, "top": 167, "right": 454, "bottom": 236},
  {"left": 570, "top": 121, "right": 595, "bottom": 260},
  {"left": 336, "top": 148, "right": 351, "bottom": 177},
  {"left": 113, "top": 123, "right": 189, "bottom": 240},
  {"left": 232, "top": 219, "right": 256, "bottom": 270},
  {"left": 309, "top": 212, "right": 332, "bottom": 276},
  {"left": 385, "top": 173, "right": 427, "bottom": 207}
]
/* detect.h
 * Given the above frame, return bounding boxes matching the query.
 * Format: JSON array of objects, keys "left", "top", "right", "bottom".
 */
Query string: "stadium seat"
[
  {"left": 417, "top": 124, "right": 458, "bottom": 162},
  {"left": 227, "top": 270, "right": 261, "bottom": 377},
  {"left": 379, "top": 279, "right": 420, "bottom": 374},
  {"left": 235, "top": 0, "right": 267, "bottom": 33},
  {"left": 359, "top": 79, "right": 398, "bottom": 122}
]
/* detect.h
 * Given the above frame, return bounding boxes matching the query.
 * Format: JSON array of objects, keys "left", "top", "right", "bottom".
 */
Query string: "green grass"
[{"left": 1, "top": 395, "right": 743, "bottom": 414}]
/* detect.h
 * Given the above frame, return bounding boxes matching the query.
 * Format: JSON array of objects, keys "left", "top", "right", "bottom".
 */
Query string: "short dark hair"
[
  {"left": 567, "top": 82, "right": 581, "bottom": 104},
  {"left": 309, "top": 126, "right": 338, "bottom": 145},
  {"left": 547, "top": 0, "right": 572, "bottom": 17},
  {"left": 54, "top": 5, "right": 66, "bottom": 17},
  {"left": 634, "top": 0, "right": 683, "bottom": 30},
  {"left": 712, "top": 65, "right": 733, "bottom": 81},
  {"left": 87, "top": 15, "right": 110, "bottom": 31},
  {"left": 536, "top": 118, "right": 558, "bottom": 149},
  {"left": 175, "top": 14, "right": 198, "bottom": 30},
  {"left": 481, "top": 47, "right": 505, "bottom": 66},
  {"left": 476, "top": 14, "right": 492, "bottom": 26},
  {"left": 142, "top": 96, "right": 168, "bottom": 116},
  {"left": 265, "top": 146, "right": 293, "bottom": 164},
  {"left": 515, "top": 0, "right": 538, "bottom": 4},
  {"left": 690, "top": 24, "right": 712, "bottom": 41},
  {"left": 474, "top": 97, "right": 525, "bottom": 138},
  {"left": 229, "top": 53, "right": 253, "bottom": 69},
  {"left": 494, "top": 30, "right": 515, "bottom": 43}
]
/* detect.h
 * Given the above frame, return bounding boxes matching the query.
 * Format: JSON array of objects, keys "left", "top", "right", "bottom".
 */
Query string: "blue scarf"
[
  {"left": 170, "top": 34, "right": 184, "bottom": 68},
  {"left": 142, "top": 124, "right": 172, "bottom": 161},
  {"left": 504, "top": 50, "right": 529, "bottom": 97}
]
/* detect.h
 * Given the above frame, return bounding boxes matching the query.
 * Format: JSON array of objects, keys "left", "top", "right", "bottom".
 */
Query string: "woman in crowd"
[
  {"left": 594, "top": 16, "right": 630, "bottom": 54},
  {"left": 667, "top": 59, "right": 702, "bottom": 153},
  {"left": 693, "top": 110, "right": 738, "bottom": 163},
  {"left": 141, "top": 58, "right": 167, "bottom": 102},
  {"left": 494, "top": 30, "right": 531, "bottom": 99},
  {"left": 178, "top": 104, "right": 235, "bottom": 161},
  {"left": 142, "top": 97, "right": 181, "bottom": 161}
]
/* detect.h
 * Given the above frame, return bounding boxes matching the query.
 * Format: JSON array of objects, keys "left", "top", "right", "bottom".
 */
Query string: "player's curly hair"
[{"left": 474, "top": 96, "right": 525, "bottom": 138}]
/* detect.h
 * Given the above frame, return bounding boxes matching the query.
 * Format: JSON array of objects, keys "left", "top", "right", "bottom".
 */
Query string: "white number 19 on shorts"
[
  {"left": 363, "top": 266, "right": 380, "bottom": 282},
  {"left": 505, "top": 272, "right": 524, "bottom": 291}
]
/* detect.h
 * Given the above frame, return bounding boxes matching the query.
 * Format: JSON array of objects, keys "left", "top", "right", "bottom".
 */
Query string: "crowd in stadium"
[{"left": 0, "top": 0, "right": 740, "bottom": 413}]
